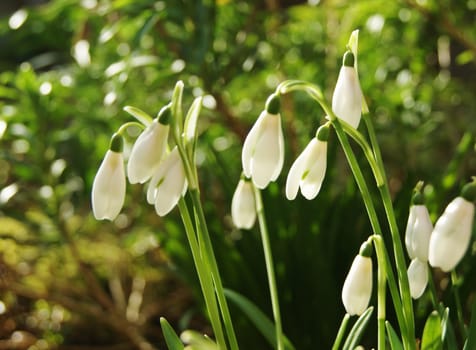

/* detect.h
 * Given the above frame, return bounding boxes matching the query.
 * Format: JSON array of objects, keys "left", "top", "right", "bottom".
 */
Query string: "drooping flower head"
[
  {"left": 404, "top": 190, "right": 433, "bottom": 262},
  {"left": 92, "top": 133, "right": 126, "bottom": 220},
  {"left": 332, "top": 51, "right": 363, "bottom": 129},
  {"left": 147, "top": 146, "right": 187, "bottom": 217},
  {"left": 231, "top": 177, "right": 256, "bottom": 229},
  {"left": 286, "top": 123, "right": 329, "bottom": 200},
  {"left": 127, "top": 105, "right": 171, "bottom": 184},
  {"left": 342, "top": 241, "right": 373, "bottom": 316},
  {"left": 428, "top": 182, "right": 475, "bottom": 272},
  {"left": 242, "top": 93, "right": 284, "bottom": 189}
]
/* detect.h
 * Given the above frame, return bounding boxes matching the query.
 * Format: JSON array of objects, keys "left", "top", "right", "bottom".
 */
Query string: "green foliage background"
[{"left": 0, "top": 0, "right": 475, "bottom": 349}]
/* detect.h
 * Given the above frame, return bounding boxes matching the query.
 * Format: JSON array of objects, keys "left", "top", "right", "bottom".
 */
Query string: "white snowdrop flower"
[
  {"left": 342, "top": 242, "right": 373, "bottom": 316},
  {"left": 429, "top": 196, "right": 475, "bottom": 272},
  {"left": 231, "top": 178, "right": 256, "bottom": 229},
  {"left": 407, "top": 258, "right": 429, "bottom": 299},
  {"left": 242, "top": 94, "right": 284, "bottom": 189},
  {"left": 147, "top": 146, "right": 187, "bottom": 216},
  {"left": 127, "top": 106, "right": 170, "bottom": 184},
  {"left": 404, "top": 204, "right": 433, "bottom": 262},
  {"left": 286, "top": 123, "right": 329, "bottom": 200},
  {"left": 332, "top": 51, "right": 363, "bottom": 129},
  {"left": 92, "top": 134, "right": 126, "bottom": 220}
]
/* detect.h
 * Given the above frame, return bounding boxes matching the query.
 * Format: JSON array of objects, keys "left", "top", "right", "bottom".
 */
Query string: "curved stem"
[
  {"left": 254, "top": 187, "right": 284, "bottom": 350},
  {"left": 277, "top": 80, "right": 414, "bottom": 350},
  {"left": 116, "top": 121, "right": 145, "bottom": 135}
]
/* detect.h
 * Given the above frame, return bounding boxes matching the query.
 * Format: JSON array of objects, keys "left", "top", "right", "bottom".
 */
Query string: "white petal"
[
  {"left": 154, "top": 149, "right": 187, "bottom": 216},
  {"left": 407, "top": 259, "right": 428, "bottom": 299},
  {"left": 250, "top": 113, "right": 283, "bottom": 189},
  {"left": 285, "top": 147, "right": 309, "bottom": 200},
  {"left": 410, "top": 205, "right": 433, "bottom": 262},
  {"left": 429, "top": 197, "right": 474, "bottom": 272},
  {"left": 242, "top": 111, "right": 266, "bottom": 178},
  {"left": 92, "top": 150, "right": 126, "bottom": 220},
  {"left": 300, "top": 139, "right": 327, "bottom": 200},
  {"left": 404, "top": 206, "right": 417, "bottom": 259},
  {"left": 127, "top": 121, "right": 169, "bottom": 184},
  {"left": 342, "top": 255, "right": 373, "bottom": 316},
  {"left": 332, "top": 66, "right": 363, "bottom": 129},
  {"left": 147, "top": 148, "right": 178, "bottom": 204},
  {"left": 231, "top": 179, "right": 256, "bottom": 229}
]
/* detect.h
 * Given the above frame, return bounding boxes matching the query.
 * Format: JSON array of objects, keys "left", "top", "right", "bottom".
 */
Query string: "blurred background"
[{"left": 0, "top": 0, "right": 475, "bottom": 349}]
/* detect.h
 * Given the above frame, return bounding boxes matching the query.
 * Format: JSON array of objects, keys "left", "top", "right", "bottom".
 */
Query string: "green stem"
[
  {"left": 363, "top": 114, "right": 415, "bottom": 349},
  {"left": 253, "top": 187, "right": 284, "bottom": 350},
  {"left": 177, "top": 199, "right": 227, "bottom": 349},
  {"left": 189, "top": 189, "right": 239, "bottom": 350},
  {"left": 277, "top": 80, "right": 414, "bottom": 350},
  {"left": 332, "top": 314, "right": 351, "bottom": 350},
  {"left": 451, "top": 271, "right": 468, "bottom": 338},
  {"left": 372, "top": 235, "right": 388, "bottom": 350}
]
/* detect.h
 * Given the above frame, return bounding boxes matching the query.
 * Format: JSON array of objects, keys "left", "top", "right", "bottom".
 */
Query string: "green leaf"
[
  {"left": 123, "top": 106, "right": 153, "bottom": 126},
  {"left": 342, "top": 307, "right": 374, "bottom": 350},
  {"left": 421, "top": 311, "right": 443, "bottom": 350},
  {"left": 160, "top": 317, "right": 184, "bottom": 350},
  {"left": 180, "top": 330, "right": 218, "bottom": 350},
  {"left": 385, "top": 321, "right": 404, "bottom": 350},
  {"left": 171, "top": 80, "right": 184, "bottom": 136},
  {"left": 463, "top": 298, "right": 476, "bottom": 350},
  {"left": 224, "top": 289, "right": 295, "bottom": 350}
]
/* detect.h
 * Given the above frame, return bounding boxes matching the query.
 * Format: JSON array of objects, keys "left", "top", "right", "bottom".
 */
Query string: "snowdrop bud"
[
  {"left": 286, "top": 124, "right": 329, "bottom": 200},
  {"left": 242, "top": 94, "right": 284, "bottom": 189},
  {"left": 147, "top": 147, "right": 187, "bottom": 216},
  {"left": 404, "top": 204, "right": 433, "bottom": 262},
  {"left": 231, "top": 177, "right": 256, "bottom": 229},
  {"left": 92, "top": 134, "right": 126, "bottom": 220},
  {"left": 332, "top": 51, "right": 363, "bottom": 129},
  {"left": 428, "top": 196, "right": 475, "bottom": 272},
  {"left": 407, "top": 258, "right": 428, "bottom": 299},
  {"left": 342, "top": 242, "right": 373, "bottom": 316},
  {"left": 127, "top": 106, "right": 171, "bottom": 184}
]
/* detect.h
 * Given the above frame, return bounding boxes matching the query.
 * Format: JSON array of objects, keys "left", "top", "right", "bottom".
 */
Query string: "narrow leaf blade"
[
  {"left": 421, "top": 311, "right": 443, "bottom": 350},
  {"left": 386, "top": 321, "right": 404, "bottom": 350},
  {"left": 342, "top": 307, "right": 374, "bottom": 350},
  {"left": 224, "top": 289, "right": 295, "bottom": 350},
  {"left": 160, "top": 317, "right": 185, "bottom": 350},
  {"left": 123, "top": 106, "right": 153, "bottom": 126}
]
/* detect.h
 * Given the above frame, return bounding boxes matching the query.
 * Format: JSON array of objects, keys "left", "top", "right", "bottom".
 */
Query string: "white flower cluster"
[
  {"left": 91, "top": 105, "right": 188, "bottom": 221},
  {"left": 404, "top": 188, "right": 475, "bottom": 299},
  {"left": 232, "top": 51, "right": 362, "bottom": 229}
]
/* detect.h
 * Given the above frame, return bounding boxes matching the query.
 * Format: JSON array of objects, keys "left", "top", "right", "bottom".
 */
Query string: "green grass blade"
[
  {"left": 421, "top": 311, "right": 442, "bottom": 350},
  {"left": 463, "top": 298, "right": 476, "bottom": 350},
  {"left": 342, "top": 307, "right": 374, "bottom": 350},
  {"left": 160, "top": 317, "right": 185, "bottom": 350},
  {"left": 224, "top": 288, "right": 295, "bottom": 350},
  {"left": 386, "top": 321, "right": 404, "bottom": 350}
]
